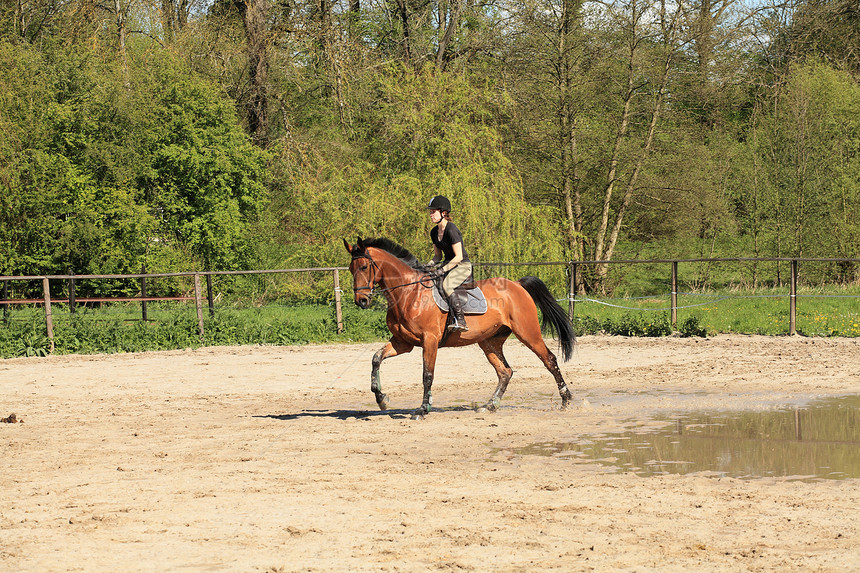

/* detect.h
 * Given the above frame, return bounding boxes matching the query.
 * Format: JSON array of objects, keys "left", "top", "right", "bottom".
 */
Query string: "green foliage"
[
  {"left": 0, "top": 301, "right": 392, "bottom": 358},
  {"left": 2, "top": 0, "right": 860, "bottom": 320},
  {"left": 749, "top": 63, "right": 860, "bottom": 264},
  {"left": 570, "top": 284, "right": 860, "bottom": 338},
  {"left": 270, "top": 67, "right": 564, "bottom": 293},
  {"left": 606, "top": 312, "right": 673, "bottom": 337},
  {"left": 143, "top": 72, "right": 270, "bottom": 270},
  {"left": 12, "top": 330, "right": 52, "bottom": 357},
  {"left": 0, "top": 41, "right": 267, "bottom": 288},
  {"left": 679, "top": 316, "right": 709, "bottom": 338},
  {"left": 3, "top": 282, "right": 859, "bottom": 358},
  {"left": 777, "top": 0, "right": 860, "bottom": 76}
]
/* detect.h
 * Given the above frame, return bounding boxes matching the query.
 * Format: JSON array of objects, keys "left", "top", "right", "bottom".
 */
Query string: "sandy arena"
[{"left": 2, "top": 335, "right": 860, "bottom": 572}]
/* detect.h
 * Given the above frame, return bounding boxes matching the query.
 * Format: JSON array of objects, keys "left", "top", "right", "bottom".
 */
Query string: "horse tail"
[{"left": 518, "top": 276, "right": 575, "bottom": 362}]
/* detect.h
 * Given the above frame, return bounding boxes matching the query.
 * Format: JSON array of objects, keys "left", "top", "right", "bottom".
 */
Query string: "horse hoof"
[
  {"left": 410, "top": 412, "right": 425, "bottom": 421},
  {"left": 475, "top": 406, "right": 488, "bottom": 413},
  {"left": 377, "top": 394, "right": 389, "bottom": 411},
  {"left": 482, "top": 399, "right": 499, "bottom": 412}
]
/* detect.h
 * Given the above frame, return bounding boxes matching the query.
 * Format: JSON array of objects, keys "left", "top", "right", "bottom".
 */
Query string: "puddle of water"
[{"left": 511, "top": 395, "right": 860, "bottom": 481}]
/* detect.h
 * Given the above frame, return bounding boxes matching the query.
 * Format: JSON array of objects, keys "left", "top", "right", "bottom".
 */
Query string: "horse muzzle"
[{"left": 354, "top": 294, "right": 372, "bottom": 309}]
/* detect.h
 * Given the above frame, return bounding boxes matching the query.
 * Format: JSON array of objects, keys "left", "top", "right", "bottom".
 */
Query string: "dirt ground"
[{"left": 2, "top": 335, "right": 860, "bottom": 572}]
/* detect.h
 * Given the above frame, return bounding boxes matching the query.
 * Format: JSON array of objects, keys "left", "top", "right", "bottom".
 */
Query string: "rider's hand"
[{"left": 428, "top": 267, "right": 445, "bottom": 279}]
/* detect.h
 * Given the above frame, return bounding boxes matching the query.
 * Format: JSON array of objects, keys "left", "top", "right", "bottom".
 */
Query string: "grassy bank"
[
  {"left": 573, "top": 286, "right": 860, "bottom": 337},
  {"left": 1, "top": 286, "right": 858, "bottom": 358}
]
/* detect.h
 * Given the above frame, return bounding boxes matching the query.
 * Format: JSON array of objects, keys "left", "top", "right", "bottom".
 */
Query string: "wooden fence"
[
  {"left": 1, "top": 257, "right": 858, "bottom": 350},
  {"left": 0, "top": 267, "right": 346, "bottom": 351}
]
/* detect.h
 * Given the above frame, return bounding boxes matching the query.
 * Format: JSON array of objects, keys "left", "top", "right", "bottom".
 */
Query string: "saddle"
[{"left": 432, "top": 283, "right": 488, "bottom": 315}]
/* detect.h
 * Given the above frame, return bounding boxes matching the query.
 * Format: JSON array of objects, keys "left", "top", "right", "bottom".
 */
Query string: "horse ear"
[
  {"left": 343, "top": 238, "right": 353, "bottom": 254},
  {"left": 357, "top": 237, "right": 365, "bottom": 250}
]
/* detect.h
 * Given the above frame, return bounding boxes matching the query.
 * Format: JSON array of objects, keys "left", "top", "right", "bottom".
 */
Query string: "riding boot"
[{"left": 447, "top": 289, "right": 469, "bottom": 332}]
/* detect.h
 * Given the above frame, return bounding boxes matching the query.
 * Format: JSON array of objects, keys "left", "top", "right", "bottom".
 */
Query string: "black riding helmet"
[{"left": 427, "top": 195, "right": 452, "bottom": 212}]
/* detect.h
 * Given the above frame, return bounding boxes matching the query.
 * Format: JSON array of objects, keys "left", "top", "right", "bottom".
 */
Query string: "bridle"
[
  {"left": 350, "top": 250, "right": 436, "bottom": 298},
  {"left": 350, "top": 252, "right": 381, "bottom": 297}
]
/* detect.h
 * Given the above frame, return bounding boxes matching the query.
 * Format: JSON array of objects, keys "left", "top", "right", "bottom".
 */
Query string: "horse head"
[{"left": 343, "top": 237, "right": 377, "bottom": 309}]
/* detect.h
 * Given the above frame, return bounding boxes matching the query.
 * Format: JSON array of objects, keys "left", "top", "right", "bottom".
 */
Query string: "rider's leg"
[
  {"left": 441, "top": 262, "right": 472, "bottom": 333},
  {"left": 447, "top": 288, "right": 468, "bottom": 332}
]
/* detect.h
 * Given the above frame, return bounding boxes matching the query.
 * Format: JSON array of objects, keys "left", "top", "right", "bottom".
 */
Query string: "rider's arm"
[
  {"left": 428, "top": 245, "right": 443, "bottom": 267},
  {"left": 441, "top": 242, "right": 464, "bottom": 273}
]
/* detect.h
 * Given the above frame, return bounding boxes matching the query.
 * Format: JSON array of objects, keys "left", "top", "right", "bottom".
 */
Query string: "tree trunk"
[
  {"left": 556, "top": 0, "right": 584, "bottom": 271},
  {"left": 394, "top": 0, "right": 412, "bottom": 64},
  {"left": 348, "top": 0, "right": 360, "bottom": 40},
  {"left": 236, "top": 0, "right": 270, "bottom": 147},
  {"left": 162, "top": 0, "right": 178, "bottom": 41},
  {"left": 114, "top": 0, "right": 129, "bottom": 85},
  {"left": 435, "top": 0, "right": 462, "bottom": 70},
  {"left": 601, "top": 41, "right": 674, "bottom": 269},
  {"left": 593, "top": 19, "right": 638, "bottom": 268},
  {"left": 161, "top": 0, "right": 189, "bottom": 41},
  {"left": 591, "top": 0, "right": 680, "bottom": 292}
]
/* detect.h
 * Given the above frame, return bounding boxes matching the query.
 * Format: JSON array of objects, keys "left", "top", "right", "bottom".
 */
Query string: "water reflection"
[{"left": 513, "top": 395, "right": 860, "bottom": 481}]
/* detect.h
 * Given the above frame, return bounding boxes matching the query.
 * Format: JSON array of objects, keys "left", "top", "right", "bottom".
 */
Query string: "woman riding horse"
[{"left": 425, "top": 195, "right": 471, "bottom": 332}]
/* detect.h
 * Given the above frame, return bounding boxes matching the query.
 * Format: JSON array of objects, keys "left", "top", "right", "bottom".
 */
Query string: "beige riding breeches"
[{"left": 441, "top": 262, "right": 473, "bottom": 296}]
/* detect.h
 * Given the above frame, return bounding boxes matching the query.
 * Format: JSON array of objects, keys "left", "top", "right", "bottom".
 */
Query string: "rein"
[{"left": 351, "top": 253, "right": 435, "bottom": 296}]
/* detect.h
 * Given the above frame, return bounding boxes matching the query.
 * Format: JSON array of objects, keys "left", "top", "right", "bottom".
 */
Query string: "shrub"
[{"left": 679, "top": 315, "right": 709, "bottom": 337}]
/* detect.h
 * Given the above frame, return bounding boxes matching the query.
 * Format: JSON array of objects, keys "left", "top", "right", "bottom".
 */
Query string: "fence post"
[
  {"left": 206, "top": 274, "right": 215, "bottom": 319},
  {"left": 193, "top": 273, "right": 205, "bottom": 342},
  {"left": 42, "top": 277, "right": 55, "bottom": 353},
  {"left": 2, "top": 280, "right": 8, "bottom": 326},
  {"left": 790, "top": 259, "right": 798, "bottom": 335},
  {"left": 333, "top": 269, "right": 344, "bottom": 334},
  {"left": 568, "top": 262, "right": 577, "bottom": 322},
  {"left": 671, "top": 261, "right": 678, "bottom": 328},
  {"left": 68, "top": 271, "right": 76, "bottom": 315},
  {"left": 141, "top": 264, "right": 148, "bottom": 322}
]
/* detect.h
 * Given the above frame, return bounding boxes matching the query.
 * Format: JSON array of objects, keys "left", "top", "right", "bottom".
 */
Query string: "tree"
[
  {"left": 0, "top": 41, "right": 268, "bottom": 281},
  {"left": 269, "top": 67, "right": 564, "bottom": 272},
  {"left": 753, "top": 63, "right": 860, "bottom": 268},
  {"left": 501, "top": 0, "right": 590, "bottom": 266},
  {"left": 780, "top": 0, "right": 860, "bottom": 77},
  {"left": 233, "top": 0, "right": 270, "bottom": 146},
  {"left": 161, "top": 0, "right": 191, "bottom": 41},
  {"left": 502, "top": 0, "right": 689, "bottom": 293}
]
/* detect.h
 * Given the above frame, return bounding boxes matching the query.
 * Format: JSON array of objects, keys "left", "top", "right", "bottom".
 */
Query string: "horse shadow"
[{"left": 256, "top": 404, "right": 482, "bottom": 421}]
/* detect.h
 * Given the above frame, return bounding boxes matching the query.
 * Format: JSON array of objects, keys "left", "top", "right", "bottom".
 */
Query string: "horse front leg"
[
  {"left": 412, "top": 340, "right": 439, "bottom": 420},
  {"left": 371, "top": 338, "right": 413, "bottom": 411}
]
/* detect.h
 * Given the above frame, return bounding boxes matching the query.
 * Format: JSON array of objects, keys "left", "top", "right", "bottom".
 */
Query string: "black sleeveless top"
[{"left": 431, "top": 222, "right": 470, "bottom": 264}]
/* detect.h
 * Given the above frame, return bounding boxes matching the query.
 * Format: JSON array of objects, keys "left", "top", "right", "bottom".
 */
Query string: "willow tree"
[{"left": 270, "top": 66, "right": 563, "bottom": 271}]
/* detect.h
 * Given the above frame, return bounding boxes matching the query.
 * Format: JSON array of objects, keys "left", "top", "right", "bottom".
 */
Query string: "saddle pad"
[{"left": 432, "top": 286, "right": 488, "bottom": 315}]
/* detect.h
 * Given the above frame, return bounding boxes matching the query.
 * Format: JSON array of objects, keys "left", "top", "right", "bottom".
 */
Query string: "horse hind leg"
[
  {"left": 478, "top": 333, "right": 514, "bottom": 412},
  {"left": 513, "top": 325, "right": 573, "bottom": 409},
  {"left": 543, "top": 348, "right": 573, "bottom": 409}
]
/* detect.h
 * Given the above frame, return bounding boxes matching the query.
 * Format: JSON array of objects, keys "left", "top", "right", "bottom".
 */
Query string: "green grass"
[
  {"left": 0, "top": 302, "right": 390, "bottom": 358},
  {"left": 1, "top": 285, "right": 857, "bottom": 358},
  {"left": 570, "top": 285, "right": 860, "bottom": 337}
]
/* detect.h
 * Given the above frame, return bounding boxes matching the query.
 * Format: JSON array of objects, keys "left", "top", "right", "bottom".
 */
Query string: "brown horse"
[{"left": 344, "top": 237, "right": 575, "bottom": 418}]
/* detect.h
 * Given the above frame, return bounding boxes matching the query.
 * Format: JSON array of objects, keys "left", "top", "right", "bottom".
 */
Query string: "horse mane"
[{"left": 361, "top": 237, "right": 423, "bottom": 270}]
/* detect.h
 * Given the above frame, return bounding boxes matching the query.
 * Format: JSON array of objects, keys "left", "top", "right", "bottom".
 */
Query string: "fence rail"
[{"left": 2, "top": 256, "right": 859, "bottom": 350}]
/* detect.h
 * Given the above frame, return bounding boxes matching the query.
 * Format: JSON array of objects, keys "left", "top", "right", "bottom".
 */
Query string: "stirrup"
[{"left": 447, "top": 318, "right": 468, "bottom": 332}]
